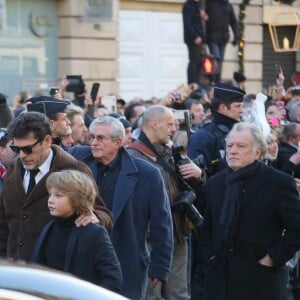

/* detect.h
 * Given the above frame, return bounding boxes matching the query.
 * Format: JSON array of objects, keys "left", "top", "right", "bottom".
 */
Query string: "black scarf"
[{"left": 216, "top": 160, "right": 260, "bottom": 250}]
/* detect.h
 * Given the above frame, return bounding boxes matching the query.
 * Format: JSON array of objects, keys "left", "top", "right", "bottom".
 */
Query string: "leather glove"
[{"left": 232, "top": 38, "right": 239, "bottom": 46}]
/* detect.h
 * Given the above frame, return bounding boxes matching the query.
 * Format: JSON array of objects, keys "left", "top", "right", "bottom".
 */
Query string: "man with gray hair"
[
  {"left": 69, "top": 116, "right": 173, "bottom": 300},
  {"left": 201, "top": 122, "right": 300, "bottom": 300}
]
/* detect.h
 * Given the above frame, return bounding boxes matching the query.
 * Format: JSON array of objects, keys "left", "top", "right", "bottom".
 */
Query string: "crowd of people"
[
  {"left": 0, "top": 0, "right": 300, "bottom": 298},
  {"left": 0, "top": 65, "right": 300, "bottom": 300}
]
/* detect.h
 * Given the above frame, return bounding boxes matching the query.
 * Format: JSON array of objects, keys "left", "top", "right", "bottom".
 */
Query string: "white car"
[{"left": 0, "top": 260, "right": 127, "bottom": 300}]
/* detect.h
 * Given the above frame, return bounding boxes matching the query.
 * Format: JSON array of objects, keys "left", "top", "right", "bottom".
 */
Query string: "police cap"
[
  {"left": 27, "top": 96, "right": 70, "bottom": 117},
  {"left": 213, "top": 83, "right": 245, "bottom": 103},
  {"left": 108, "top": 112, "right": 132, "bottom": 129}
]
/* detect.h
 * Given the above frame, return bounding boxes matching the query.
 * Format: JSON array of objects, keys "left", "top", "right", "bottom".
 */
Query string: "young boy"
[{"left": 31, "top": 169, "right": 122, "bottom": 293}]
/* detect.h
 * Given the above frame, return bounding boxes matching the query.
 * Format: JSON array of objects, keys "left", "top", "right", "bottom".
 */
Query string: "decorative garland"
[{"left": 237, "top": 0, "right": 250, "bottom": 73}]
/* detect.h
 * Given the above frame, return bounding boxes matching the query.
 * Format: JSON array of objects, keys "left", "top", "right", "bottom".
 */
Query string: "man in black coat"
[
  {"left": 276, "top": 122, "right": 300, "bottom": 179},
  {"left": 204, "top": 0, "right": 240, "bottom": 83},
  {"left": 182, "top": 0, "right": 205, "bottom": 84},
  {"left": 201, "top": 122, "right": 300, "bottom": 300},
  {"left": 188, "top": 83, "right": 245, "bottom": 177}
]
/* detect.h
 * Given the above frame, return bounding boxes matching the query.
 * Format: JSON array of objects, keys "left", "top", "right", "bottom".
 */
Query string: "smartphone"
[
  {"left": 102, "top": 95, "right": 117, "bottom": 113},
  {"left": 27, "top": 102, "right": 46, "bottom": 114},
  {"left": 90, "top": 83, "right": 100, "bottom": 102},
  {"left": 274, "top": 64, "right": 282, "bottom": 79}
]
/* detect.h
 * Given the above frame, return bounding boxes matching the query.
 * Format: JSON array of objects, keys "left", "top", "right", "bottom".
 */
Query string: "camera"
[
  {"left": 172, "top": 144, "right": 205, "bottom": 169},
  {"left": 49, "top": 87, "right": 59, "bottom": 97},
  {"left": 172, "top": 92, "right": 181, "bottom": 102},
  {"left": 65, "top": 75, "right": 85, "bottom": 95},
  {"left": 291, "top": 87, "right": 300, "bottom": 96},
  {"left": 171, "top": 144, "right": 204, "bottom": 232},
  {"left": 172, "top": 191, "right": 203, "bottom": 232},
  {"left": 172, "top": 144, "right": 186, "bottom": 166}
]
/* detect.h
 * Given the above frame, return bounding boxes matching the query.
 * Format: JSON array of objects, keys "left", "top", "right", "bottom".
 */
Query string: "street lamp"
[{"left": 264, "top": 7, "right": 300, "bottom": 52}]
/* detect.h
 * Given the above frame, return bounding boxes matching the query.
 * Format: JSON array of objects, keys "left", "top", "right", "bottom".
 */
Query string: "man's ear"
[
  {"left": 151, "top": 119, "right": 159, "bottom": 130},
  {"left": 218, "top": 103, "right": 227, "bottom": 113},
  {"left": 115, "top": 138, "right": 124, "bottom": 148},
  {"left": 49, "top": 119, "right": 54, "bottom": 129},
  {"left": 44, "top": 135, "right": 53, "bottom": 146}
]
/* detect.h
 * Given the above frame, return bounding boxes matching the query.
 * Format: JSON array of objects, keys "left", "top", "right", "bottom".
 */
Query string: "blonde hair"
[
  {"left": 172, "top": 130, "right": 188, "bottom": 152},
  {"left": 46, "top": 170, "right": 96, "bottom": 215}
]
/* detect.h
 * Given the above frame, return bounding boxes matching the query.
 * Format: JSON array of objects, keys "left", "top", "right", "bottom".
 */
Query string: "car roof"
[{"left": 0, "top": 260, "right": 127, "bottom": 300}]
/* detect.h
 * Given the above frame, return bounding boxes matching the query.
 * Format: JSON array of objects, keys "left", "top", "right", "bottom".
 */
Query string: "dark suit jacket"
[
  {"left": 205, "top": 0, "right": 240, "bottom": 44},
  {"left": 70, "top": 146, "right": 173, "bottom": 300},
  {"left": 183, "top": 0, "right": 205, "bottom": 45},
  {"left": 31, "top": 222, "right": 122, "bottom": 293},
  {"left": 276, "top": 142, "right": 300, "bottom": 178},
  {"left": 0, "top": 145, "right": 111, "bottom": 261},
  {"left": 201, "top": 162, "right": 300, "bottom": 300}
]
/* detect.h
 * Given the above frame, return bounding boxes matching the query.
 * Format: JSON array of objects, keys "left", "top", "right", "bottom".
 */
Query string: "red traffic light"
[{"left": 203, "top": 57, "right": 213, "bottom": 75}]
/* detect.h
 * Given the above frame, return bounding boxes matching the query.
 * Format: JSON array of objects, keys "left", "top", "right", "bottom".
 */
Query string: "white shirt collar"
[{"left": 23, "top": 149, "right": 53, "bottom": 191}]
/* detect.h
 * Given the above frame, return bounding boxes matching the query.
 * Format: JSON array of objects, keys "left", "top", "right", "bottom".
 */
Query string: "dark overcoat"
[
  {"left": 183, "top": 0, "right": 205, "bottom": 45},
  {"left": 70, "top": 146, "right": 173, "bottom": 300},
  {"left": 201, "top": 162, "right": 300, "bottom": 300},
  {"left": 205, "top": 0, "right": 240, "bottom": 44},
  {"left": 0, "top": 144, "right": 111, "bottom": 261},
  {"left": 31, "top": 221, "right": 122, "bottom": 293},
  {"left": 276, "top": 142, "right": 300, "bottom": 178}
]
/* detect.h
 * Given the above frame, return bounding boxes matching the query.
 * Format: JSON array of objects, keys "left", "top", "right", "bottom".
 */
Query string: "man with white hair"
[
  {"left": 70, "top": 116, "right": 173, "bottom": 300},
  {"left": 201, "top": 122, "right": 300, "bottom": 300}
]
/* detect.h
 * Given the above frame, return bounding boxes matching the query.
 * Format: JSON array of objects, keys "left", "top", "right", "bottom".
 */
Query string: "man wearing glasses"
[
  {"left": 70, "top": 116, "right": 173, "bottom": 300},
  {"left": 0, "top": 112, "right": 112, "bottom": 262}
]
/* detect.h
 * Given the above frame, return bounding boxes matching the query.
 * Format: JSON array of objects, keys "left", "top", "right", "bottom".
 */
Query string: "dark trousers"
[
  {"left": 207, "top": 42, "right": 226, "bottom": 83},
  {"left": 187, "top": 44, "right": 203, "bottom": 84}
]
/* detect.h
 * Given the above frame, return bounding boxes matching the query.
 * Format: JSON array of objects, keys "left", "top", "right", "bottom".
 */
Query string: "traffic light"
[{"left": 203, "top": 57, "right": 213, "bottom": 75}]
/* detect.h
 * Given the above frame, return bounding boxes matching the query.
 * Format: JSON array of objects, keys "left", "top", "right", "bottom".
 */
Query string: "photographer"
[{"left": 127, "top": 105, "right": 204, "bottom": 300}]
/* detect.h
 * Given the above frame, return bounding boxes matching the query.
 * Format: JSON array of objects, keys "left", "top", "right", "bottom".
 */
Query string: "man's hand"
[
  {"left": 289, "top": 151, "right": 300, "bottom": 165},
  {"left": 58, "top": 77, "right": 69, "bottom": 96},
  {"left": 200, "top": 9, "right": 209, "bottom": 21},
  {"left": 149, "top": 277, "right": 160, "bottom": 288},
  {"left": 258, "top": 254, "right": 274, "bottom": 267},
  {"left": 194, "top": 37, "right": 202, "bottom": 46},
  {"left": 75, "top": 212, "right": 99, "bottom": 227},
  {"left": 159, "top": 92, "right": 176, "bottom": 106},
  {"left": 179, "top": 161, "right": 203, "bottom": 180},
  {"left": 295, "top": 178, "right": 300, "bottom": 195},
  {"left": 232, "top": 38, "right": 239, "bottom": 46},
  {"left": 85, "top": 95, "right": 94, "bottom": 107}
]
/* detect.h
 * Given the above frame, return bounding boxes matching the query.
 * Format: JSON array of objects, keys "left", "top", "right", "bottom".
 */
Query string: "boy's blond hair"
[{"left": 46, "top": 170, "right": 96, "bottom": 215}]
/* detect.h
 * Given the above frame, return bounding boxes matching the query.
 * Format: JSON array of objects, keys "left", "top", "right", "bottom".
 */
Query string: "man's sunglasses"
[{"left": 10, "top": 139, "right": 42, "bottom": 155}]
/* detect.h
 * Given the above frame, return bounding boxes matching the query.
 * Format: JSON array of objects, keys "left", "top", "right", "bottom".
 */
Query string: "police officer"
[{"left": 188, "top": 83, "right": 245, "bottom": 176}]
